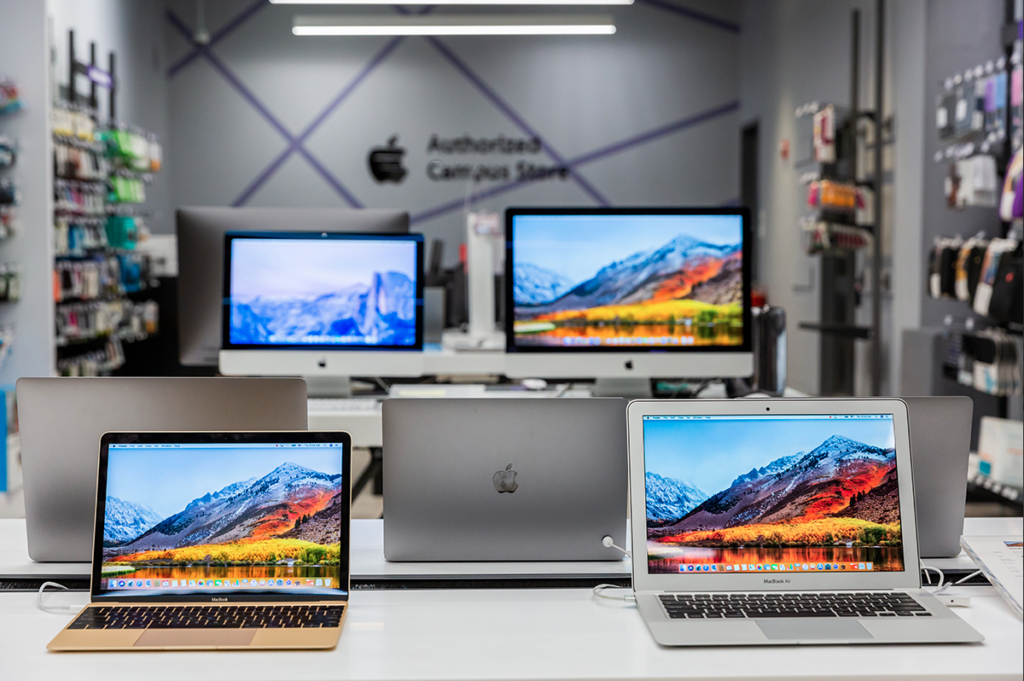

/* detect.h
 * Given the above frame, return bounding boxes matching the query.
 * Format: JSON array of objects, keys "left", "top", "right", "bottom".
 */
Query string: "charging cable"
[
  {"left": 37, "top": 582, "right": 83, "bottom": 614},
  {"left": 592, "top": 584, "right": 635, "bottom": 603},
  {"left": 602, "top": 535, "right": 631, "bottom": 558},
  {"left": 920, "top": 562, "right": 980, "bottom": 607}
]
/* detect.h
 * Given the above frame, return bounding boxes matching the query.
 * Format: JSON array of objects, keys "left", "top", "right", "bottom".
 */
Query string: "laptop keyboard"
[
  {"left": 67, "top": 605, "right": 345, "bottom": 630},
  {"left": 658, "top": 592, "right": 931, "bottom": 619}
]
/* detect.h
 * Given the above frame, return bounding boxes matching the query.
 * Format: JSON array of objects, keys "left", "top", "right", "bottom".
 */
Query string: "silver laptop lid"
[
  {"left": 902, "top": 396, "right": 973, "bottom": 558},
  {"left": 17, "top": 377, "right": 308, "bottom": 562},
  {"left": 627, "top": 399, "right": 921, "bottom": 593},
  {"left": 92, "top": 431, "right": 351, "bottom": 603},
  {"left": 382, "top": 398, "right": 627, "bottom": 562}
]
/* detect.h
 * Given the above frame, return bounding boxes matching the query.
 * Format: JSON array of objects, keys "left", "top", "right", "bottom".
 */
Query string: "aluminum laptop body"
[
  {"left": 47, "top": 431, "right": 351, "bottom": 652},
  {"left": 903, "top": 396, "right": 974, "bottom": 558},
  {"left": 383, "top": 398, "right": 627, "bottom": 561},
  {"left": 17, "top": 377, "right": 308, "bottom": 562},
  {"left": 627, "top": 399, "right": 983, "bottom": 646}
]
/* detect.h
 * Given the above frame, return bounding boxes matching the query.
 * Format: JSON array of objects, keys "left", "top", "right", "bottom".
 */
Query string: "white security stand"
[{"left": 444, "top": 211, "right": 505, "bottom": 351}]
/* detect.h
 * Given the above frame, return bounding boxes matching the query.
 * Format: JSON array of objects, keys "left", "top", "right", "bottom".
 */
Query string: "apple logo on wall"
[
  {"left": 368, "top": 135, "right": 407, "bottom": 183},
  {"left": 492, "top": 463, "right": 518, "bottom": 493}
]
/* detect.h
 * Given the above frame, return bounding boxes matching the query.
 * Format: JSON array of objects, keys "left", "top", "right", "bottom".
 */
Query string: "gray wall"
[
  {"left": 0, "top": 0, "right": 53, "bottom": 383},
  {"left": 164, "top": 0, "right": 743, "bottom": 263},
  {"left": 48, "top": 0, "right": 173, "bottom": 235}
]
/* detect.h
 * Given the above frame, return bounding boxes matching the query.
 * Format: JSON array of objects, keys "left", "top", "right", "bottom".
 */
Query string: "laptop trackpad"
[
  {"left": 757, "top": 619, "right": 873, "bottom": 641},
  {"left": 134, "top": 629, "right": 256, "bottom": 648}
]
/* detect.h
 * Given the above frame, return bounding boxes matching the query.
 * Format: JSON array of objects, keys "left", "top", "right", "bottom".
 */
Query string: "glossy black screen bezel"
[
  {"left": 92, "top": 431, "right": 352, "bottom": 603},
  {"left": 221, "top": 230, "right": 425, "bottom": 351},
  {"left": 504, "top": 207, "right": 753, "bottom": 355}
]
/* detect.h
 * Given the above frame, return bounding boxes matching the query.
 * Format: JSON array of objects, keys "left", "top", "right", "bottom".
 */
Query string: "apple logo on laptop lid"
[{"left": 492, "top": 464, "right": 519, "bottom": 493}]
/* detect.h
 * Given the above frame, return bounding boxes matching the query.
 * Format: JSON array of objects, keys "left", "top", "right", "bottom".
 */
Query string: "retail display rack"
[
  {"left": 927, "top": 0, "right": 1023, "bottom": 416},
  {"left": 793, "top": 2, "right": 888, "bottom": 397},
  {"left": 52, "top": 32, "right": 159, "bottom": 376}
]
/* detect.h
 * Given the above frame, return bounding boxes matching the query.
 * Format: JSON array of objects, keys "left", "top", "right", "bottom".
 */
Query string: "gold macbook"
[{"left": 48, "top": 430, "right": 351, "bottom": 651}]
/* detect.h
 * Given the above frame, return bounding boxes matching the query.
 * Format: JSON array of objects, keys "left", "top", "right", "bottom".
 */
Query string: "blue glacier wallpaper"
[{"left": 228, "top": 238, "right": 418, "bottom": 347}]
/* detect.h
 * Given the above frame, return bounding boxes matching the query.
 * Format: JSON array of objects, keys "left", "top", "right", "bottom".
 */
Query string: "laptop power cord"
[
  {"left": 601, "top": 535, "right": 631, "bottom": 558},
  {"left": 592, "top": 584, "right": 636, "bottom": 603},
  {"left": 920, "top": 561, "right": 979, "bottom": 606},
  {"left": 37, "top": 581, "right": 83, "bottom": 614}
]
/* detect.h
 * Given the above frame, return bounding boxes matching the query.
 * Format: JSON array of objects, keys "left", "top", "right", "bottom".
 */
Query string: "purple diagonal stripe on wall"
[
  {"left": 637, "top": 0, "right": 741, "bottom": 33},
  {"left": 426, "top": 37, "right": 612, "bottom": 207},
  {"left": 167, "top": 11, "right": 364, "bottom": 208},
  {"left": 232, "top": 36, "right": 404, "bottom": 206},
  {"left": 167, "top": 0, "right": 269, "bottom": 78},
  {"left": 569, "top": 101, "right": 739, "bottom": 167},
  {"left": 411, "top": 101, "right": 740, "bottom": 225}
]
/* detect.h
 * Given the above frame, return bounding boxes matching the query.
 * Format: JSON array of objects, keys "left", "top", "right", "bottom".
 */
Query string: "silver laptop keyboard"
[{"left": 658, "top": 592, "right": 931, "bottom": 619}]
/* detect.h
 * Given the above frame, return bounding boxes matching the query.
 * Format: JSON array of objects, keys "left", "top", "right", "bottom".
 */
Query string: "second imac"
[
  {"left": 219, "top": 231, "right": 425, "bottom": 388},
  {"left": 504, "top": 207, "right": 753, "bottom": 396}
]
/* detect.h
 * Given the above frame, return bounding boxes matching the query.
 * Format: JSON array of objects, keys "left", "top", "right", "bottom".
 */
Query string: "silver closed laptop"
[
  {"left": 383, "top": 398, "right": 627, "bottom": 561},
  {"left": 903, "top": 396, "right": 974, "bottom": 558},
  {"left": 17, "top": 377, "right": 308, "bottom": 562},
  {"left": 627, "top": 398, "right": 983, "bottom": 646}
]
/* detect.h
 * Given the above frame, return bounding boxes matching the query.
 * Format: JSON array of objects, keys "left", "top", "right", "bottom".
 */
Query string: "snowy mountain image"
[
  {"left": 103, "top": 497, "right": 162, "bottom": 545},
  {"left": 104, "top": 462, "right": 343, "bottom": 561},
  {"left": 513, "top": 263, "right": 574, "bottom": 305},
  {"left": 230, "top": 270, "right": 416, "bottom": 347},
  {"left": 519, "top": 235, "right": 741, "bottom": 315},
  {"left": 512, "top": 230, "right": 744, "bottom": 348},
  {"left": 645, "top": 472, "right": 708, "bottom": 524},
  {"left": 648, "top": 434, "right": 901, "bottom": 553}
]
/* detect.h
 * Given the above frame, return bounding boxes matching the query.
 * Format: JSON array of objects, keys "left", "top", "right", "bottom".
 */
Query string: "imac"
[
  {"left": 218, "top": 231, "right": 425, "bottom": 388},
  {"left": 176, "top": 207, "right": 408, "bottom": 367},
  {"left": 504, "top": 208, "right": 753, "bottom": 397}
]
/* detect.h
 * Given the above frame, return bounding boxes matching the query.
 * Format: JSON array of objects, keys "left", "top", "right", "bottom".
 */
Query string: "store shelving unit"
[{"left": 51, "top": 32, "right": 159, "bottom": 376}]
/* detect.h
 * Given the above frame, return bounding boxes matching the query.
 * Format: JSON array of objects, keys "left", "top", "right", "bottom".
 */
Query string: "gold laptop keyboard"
[{"left": 68, "top": 605, "right": 345, "bottom": 629}]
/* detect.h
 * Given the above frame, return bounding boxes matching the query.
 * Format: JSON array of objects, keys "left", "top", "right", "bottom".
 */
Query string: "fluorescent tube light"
[
  {"left": 275, "top": 0, "right": 631, "bottom": 5},
  {"left": 292, "top": 14, "right": 616, "bottom": 36}
]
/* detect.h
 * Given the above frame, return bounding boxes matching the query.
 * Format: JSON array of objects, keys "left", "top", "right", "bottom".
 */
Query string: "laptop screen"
[
  {"left": 642, "top": 414, "right": 905, "bottom": 576},
  {"left": 97, "top": 441, "right": 347, "bottom": 597}
]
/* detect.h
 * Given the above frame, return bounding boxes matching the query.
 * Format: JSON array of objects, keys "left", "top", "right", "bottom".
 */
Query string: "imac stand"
[
  {"left": 593, "top": 378, "right": 653, "bottom": 399},
  {"left": 303, "top": 375, "right": 353, "bottom": 398}
]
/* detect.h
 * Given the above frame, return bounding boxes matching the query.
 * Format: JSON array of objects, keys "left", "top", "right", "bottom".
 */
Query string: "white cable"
[
  {"left": 920, "top": 561, "right": 944, "bottom": 588},
  {"left": 592, "top": 584, "right": 635, "bottom": 603},
  {"left": 601, "top": 535, "right": 631, "bottom": 558},
  {"left": 37, "top": 581, "right": 81, "bottom": 614},
  {"left": 934, "top": 569, "right": 984, "bottom": 595}
]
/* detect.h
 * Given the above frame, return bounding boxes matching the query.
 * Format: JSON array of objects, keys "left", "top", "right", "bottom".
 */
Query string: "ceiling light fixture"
[
  {"left": 292, "top": 14, "right": 616, "bottom": 36},
  {"left": 275, "top": 0, "right": 631, "bottom": 5}
]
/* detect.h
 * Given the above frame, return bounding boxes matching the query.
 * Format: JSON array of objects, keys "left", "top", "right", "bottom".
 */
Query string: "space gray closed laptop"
[
  {"left": 17, "top": 377, "right": 308, "bottom": 562},
  {"left": 904, "top": 396, "right": 974, "bottom": 558},
  {"left": 383, "top": 398, "right": 627, "bottom": 561},
  {"left": 627, "top": 399, "right": 983, "bottom": 646}
]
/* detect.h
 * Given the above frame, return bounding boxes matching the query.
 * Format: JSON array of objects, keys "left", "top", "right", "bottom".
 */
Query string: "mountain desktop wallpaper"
[
  {"left": 643, "top": 416, "right": 905, "bottom": 574},
  {"left": 101, "top": 448, "right": 345, "bottom": 592},
  {"left": 511, "top": 215, "right": 744, "bottom": 348},
  {"left": 228, "top": 237, "right": 418, "bottom": 347}
]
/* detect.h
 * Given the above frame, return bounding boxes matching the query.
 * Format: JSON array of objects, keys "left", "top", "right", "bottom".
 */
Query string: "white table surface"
[{"left": 1, "top": 518, "right": 1021, "bottom": 679}]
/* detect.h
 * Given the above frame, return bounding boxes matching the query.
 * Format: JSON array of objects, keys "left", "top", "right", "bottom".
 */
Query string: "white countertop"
[{"left": 1, "top": 518, "right": 1021, "bottom": 679}]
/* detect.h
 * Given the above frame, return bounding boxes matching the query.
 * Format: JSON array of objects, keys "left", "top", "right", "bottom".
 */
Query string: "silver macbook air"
[
  {"left": 383, "top": 398, "right": 627, "bottom": 561},
  {"left": 627, "top": 398, "right": 983, "bottom": 646},
  {"left": 17, "top": 377, "right": 308, "bottom": 562}
]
